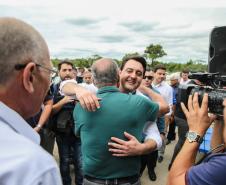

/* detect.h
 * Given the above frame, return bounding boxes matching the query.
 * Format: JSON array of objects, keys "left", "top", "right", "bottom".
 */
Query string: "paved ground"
[
  {"left": 140, "top": 140, "right": 176, "bottom": 185},
  {"left": 53, "top": 139, "right": 177, "bottom": 185}
]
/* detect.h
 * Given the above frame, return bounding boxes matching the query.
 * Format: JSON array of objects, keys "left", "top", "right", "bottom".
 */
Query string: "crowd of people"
[{"left": 1, "top": 17, "right": 226, "bottom": 185}]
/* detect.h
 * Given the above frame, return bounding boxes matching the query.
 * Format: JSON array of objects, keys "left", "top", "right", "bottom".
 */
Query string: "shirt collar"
[
  {"left": 152, "top": 81, "right": 161, "bottom": 88},
  {"left": 97, "top": 86, "right": 119, "bottom": 94},
  {"left": 0, "top": 102, "right": 40, "bottom": 144}
]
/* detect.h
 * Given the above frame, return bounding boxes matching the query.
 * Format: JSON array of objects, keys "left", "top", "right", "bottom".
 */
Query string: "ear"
[{"left": 22, "top": 63, "right": 36, "bottom": 93}]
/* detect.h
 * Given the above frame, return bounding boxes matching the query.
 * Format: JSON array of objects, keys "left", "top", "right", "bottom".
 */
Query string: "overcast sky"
[{"left": 1, "top": 0, "right": 226, "bottom": 63}]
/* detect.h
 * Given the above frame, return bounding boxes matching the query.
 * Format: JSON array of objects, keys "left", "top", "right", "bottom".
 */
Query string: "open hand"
[
  {"left": 181, "top": 92, "right": 216, "bottom": 136},
  {"left": 108, "top": 132, "right": 144, "bottom": 156}
]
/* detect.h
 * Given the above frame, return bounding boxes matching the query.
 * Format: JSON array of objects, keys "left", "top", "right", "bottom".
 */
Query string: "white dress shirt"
[
  {"left": 180, "top": 79, "right": 191, "bottom": 85},
  {"left": 136, "top": 90, "right": 162, "bottom": 149},
  {"left": 0, "top": 102, "right": 62, "bottom": 185},
  {"left": 79, "top": 83, "right": 98, "bottom": 94},
  {"left": 152, "top": 81, "right": 173, "bottom": 116}
]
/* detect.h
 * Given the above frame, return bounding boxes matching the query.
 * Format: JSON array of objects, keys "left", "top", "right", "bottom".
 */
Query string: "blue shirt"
[
  {"left": 0, "top": 102, "right": 62, "bottom": 185},
  {"left": 186, "top": 152, "right": 226, "bottom": 185}
]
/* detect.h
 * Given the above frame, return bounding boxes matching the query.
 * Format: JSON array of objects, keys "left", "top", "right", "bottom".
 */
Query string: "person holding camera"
[{"left": 167, "top": 92, "right": 226, "bottom": 185}]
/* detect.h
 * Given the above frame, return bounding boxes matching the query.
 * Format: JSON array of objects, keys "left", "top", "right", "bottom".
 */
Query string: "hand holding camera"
[{"left": 181, "top": 92, "right": 216, "bottom": 136}]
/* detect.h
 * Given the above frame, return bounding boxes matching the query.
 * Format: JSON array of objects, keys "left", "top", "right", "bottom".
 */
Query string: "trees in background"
[
  {"left": 144, "top": 44, "right": 167, "bottom": 66},
  {"left": 51, "top": 43, "right": 207, "bottom": 73}
]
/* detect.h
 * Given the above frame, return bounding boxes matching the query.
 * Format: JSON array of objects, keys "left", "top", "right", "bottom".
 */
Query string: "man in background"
[
  {"left": 180, "top": 69, "right": 191, "bottom": 85},
  {"left": 152, "top": 64, "right": 173, "bottom": 163},
  {"left": 80, "top": 71, "right": 98, "bottom": 94},
  {"left": 166, "top": 73, "right": 180, "bottom": 145},
  {"left": 51, "top": 60, "right": 83, "bottom": 185}
]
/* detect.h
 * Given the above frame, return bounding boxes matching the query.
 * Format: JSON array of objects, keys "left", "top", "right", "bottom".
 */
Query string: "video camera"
[{"left": 178, "top": 26, "right": 226, "bottom": 116}]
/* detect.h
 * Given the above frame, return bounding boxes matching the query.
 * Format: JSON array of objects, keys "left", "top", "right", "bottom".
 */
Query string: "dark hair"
[
  {"left": 182, "top": 69, "right": 189, "bottom": 74},
  {"left": 58, "top": 59, "right": 74, "bottom": 70},
  {"left": 153, "top": 64, "right": 166, "bottom": 72},
  {"left": 120, "top": 56, "right": 147, "bottom": 74}
]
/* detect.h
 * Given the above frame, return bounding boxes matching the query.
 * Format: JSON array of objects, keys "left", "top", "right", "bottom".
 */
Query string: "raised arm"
[
  {"left": 34, "top": 99, "right": 53, "bottom": 132},
  {"left": 167, "top": 93, "right": 216, "bottom": 185},
  {"left": 60, "top": 80, "right": 100, "bottom": 111},
  {"left": 138, "top": 85, "right": 169, "bottom": 116}
]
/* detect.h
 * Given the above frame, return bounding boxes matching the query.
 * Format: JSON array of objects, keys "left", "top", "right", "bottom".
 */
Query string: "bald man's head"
[
  {"left": 0, "top": 17, "right": 50, "bottom": 84},
  {"left": 91, "top": 58, "right": 119, "bottom": 88}
]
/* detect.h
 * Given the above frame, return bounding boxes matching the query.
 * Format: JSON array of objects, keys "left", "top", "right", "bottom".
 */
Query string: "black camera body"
[
  {"left": 177, "top": 26, "right": 226, "bottom": 117},
  {"left": 178, "top": 81, "right": 226, "bottom": 116}
]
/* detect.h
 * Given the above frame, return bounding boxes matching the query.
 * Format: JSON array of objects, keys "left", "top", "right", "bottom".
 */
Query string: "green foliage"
[
  {"left": 122, "top": 52, "right": 141, "bottom": 61},
  {"left": 152, "top": 60, "right": 207, "bottom": 73},
  {"left": 51, "top": 43, "right": 207, "bottom": 73},
  {"left": 144, "top": 44, "right": 167, "bottom": 66}
]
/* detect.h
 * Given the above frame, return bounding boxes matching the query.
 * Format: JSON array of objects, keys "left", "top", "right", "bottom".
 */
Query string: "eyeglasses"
[
  {"left": 15, "top": 63, "right": 57, "bottom": 77},
  {"left": 143, "top": 76, "right": 153, "bottom": 80}
]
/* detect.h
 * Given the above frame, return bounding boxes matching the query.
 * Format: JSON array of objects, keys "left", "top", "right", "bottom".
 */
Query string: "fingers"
[
  {"left": 192, "top": 92, "right": 199, "bottom": 110},
  {"left": 187, "top": 94, "right": 193, "bottom": 111},
  {"left": 78, "top": 97, "right": 88, "bottom": 111},
  {"left": 87, "top": 96, "right": 96, "bottom": 112},
  {"left": 108, "top": 142, "right": 127, "bottom": 150},
  {"left": 78, "top": 94, "right": 101, "bottom": 112},
  {"left": 75, "top": 86, "right": 100, "bottom": 111},
  {"left": 110, "top": 137, "right": 127, "bottom": 145},
  {"left": 90, "top": 94, "right": 100, "bottom": 110},
  {"left": 124, "top": 132, "right": 135, "bottom": 140},
  {"left": 200, "top": 93, "right": 208, "bottom": 111}
]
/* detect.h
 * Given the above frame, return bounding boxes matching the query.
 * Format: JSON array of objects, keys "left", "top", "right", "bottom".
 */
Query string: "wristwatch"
[{"left": 186, "top": 131, "right": 203, "bottom": 144}]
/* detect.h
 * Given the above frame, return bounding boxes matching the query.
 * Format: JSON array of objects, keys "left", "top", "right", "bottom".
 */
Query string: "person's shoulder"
[
  {"left": 162, "top": 81, "right": 172, "bottom": 89},
  {"left": 207, "top": 152, "right": 226, "bottom": 163},
  {"left": 131, "top": 92, "right": 157, "bottom": 107},
  {"left": 0, "top": 131, "right": 58, "bottom": 182}
]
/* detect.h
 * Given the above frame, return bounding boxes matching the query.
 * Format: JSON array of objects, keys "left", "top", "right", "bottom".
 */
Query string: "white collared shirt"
[
  {"left": 180, "top": 79, "right": 191, "bottom": 85},
  {"left": 79, "top": 83, "right": 98, "bottom": 94},
  {"left": 152, "top": 81, "right": 173, "bottom": 115},
  {"left": 0, "top": 102, "right": 62, "bottom": 185},
  {"left": 135, "top": 90, "right": 162, "bottom": 150}
]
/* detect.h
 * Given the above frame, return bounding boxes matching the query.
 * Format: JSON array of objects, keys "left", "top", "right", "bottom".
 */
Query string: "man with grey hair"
[
  {"left": 0, "top": 17, "right": 62, "bottom": 185},
  {"left": 74, "top": 58, "right": 159, "bottom": 185}
]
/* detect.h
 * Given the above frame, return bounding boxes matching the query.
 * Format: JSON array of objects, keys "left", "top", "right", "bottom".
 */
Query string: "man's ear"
[{"left": 22, "top": 63, "right": 36, "bottom": 93}]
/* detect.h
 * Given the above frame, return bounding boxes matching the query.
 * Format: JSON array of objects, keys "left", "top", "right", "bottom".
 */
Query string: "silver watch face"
[{"left": 187, "top": 132, "right": 197, "bottom": 142}]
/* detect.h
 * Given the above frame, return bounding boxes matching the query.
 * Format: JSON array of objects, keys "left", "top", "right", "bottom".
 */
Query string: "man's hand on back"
[{"left": 108, "top": 132, "right": 145, "bottom": 156}]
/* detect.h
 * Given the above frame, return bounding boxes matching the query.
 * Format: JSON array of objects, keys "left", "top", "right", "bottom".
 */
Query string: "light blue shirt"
[{"left": 0, "top": 102, "right": 62, "bottom": 185}]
